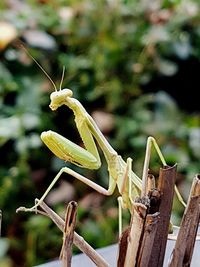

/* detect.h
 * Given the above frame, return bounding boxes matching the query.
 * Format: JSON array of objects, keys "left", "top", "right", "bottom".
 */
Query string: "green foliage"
[{"left": 0, "top": 0, "right": 200, "bottom": 265}]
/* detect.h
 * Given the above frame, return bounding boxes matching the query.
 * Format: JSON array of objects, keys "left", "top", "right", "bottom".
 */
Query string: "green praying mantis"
[{"left": 17, "top": 50, "right": 186, "bottom": 235}]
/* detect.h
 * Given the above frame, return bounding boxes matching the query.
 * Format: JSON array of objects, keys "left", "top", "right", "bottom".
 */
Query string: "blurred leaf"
[
  {"left": 0, "top": 116, "right": 21, "bottom": 143},
  {"left": 23, "top": 30, "right": 57, "bottom": 51},
  {"left": 0, "top": 22, "right": 17, "bottom": 51},
  {"left": 0, "top": 238, "right": 9, "bottom": 258},
  {"left": 188, "top": 127, "right": 200, "bottom": 157},
  {"left": 173, "top": 40, "right": 192, "bottom": 60},
  {"left": 158, "top": 59, "right": 178, "bottom": 76}
]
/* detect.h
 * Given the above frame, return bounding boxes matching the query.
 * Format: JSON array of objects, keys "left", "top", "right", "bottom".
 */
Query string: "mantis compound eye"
[{"left": 62, "top": 88, "right": 73, "bottom": 97}]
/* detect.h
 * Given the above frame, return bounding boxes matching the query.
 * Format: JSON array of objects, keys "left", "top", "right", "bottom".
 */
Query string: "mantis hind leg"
[{"left": 17, "top": 167, "right": 117, "bottom": 213}]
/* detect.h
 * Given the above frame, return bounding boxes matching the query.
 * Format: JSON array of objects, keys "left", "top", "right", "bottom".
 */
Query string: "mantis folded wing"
[{"left": 17, "top": 86, "right": 186, "bottom": 235}]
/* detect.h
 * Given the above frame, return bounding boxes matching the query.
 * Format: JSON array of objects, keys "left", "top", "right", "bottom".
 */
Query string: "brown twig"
[
  {"left": 148, "top": 164, "right": 177, "bottom": 267},
  {"left": 117, "top": 227, "right": 130, "bottom": 267},
  {"left": 117, "top": 175, "right": 159, "bottom": 267},
  {"left": 60, "top": 201, "right": 78, "bottom": 267},
  {"left": 168, "top": 174, "right": 200, "bottom": 267},
  {"left": 36, "top": 199, "right": 110, "bottom": 267},
  {"left": 135, "top": 174, "right": 161, "bottom": 266},
  {"left": 123, "top": 200, "right": 147, "bottom": 267},
  {"left": 136, "top": 212, "right": 160, "bottom": 266}
]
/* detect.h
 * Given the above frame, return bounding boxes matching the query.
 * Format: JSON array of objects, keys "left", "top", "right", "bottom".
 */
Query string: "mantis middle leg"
[{"left": 17, "top": 166, "right": 117, "bottom": 212}]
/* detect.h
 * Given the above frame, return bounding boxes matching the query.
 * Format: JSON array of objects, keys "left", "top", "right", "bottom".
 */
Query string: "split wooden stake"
[
  {"left": 148, "top": 164, "right": 177, "bottom": 267},
  {"left": 123, "top": 201, "right": 147, "bottom": 267},
  {"left": 117, "top": 227, "right": 130, "bottom": 267},
  {"left": 137, "top": 212, "right": 160, "bottom": 266},
  {"left": 60, "top": 201, "right": 78, "bottom": 267},
  {"left": 168, "top": 174, "right": 200, "bottom": 267}
]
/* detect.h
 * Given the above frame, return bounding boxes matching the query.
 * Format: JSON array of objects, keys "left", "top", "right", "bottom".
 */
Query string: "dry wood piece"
[
  {"left": 60, "top": 201, "right": 78, "bottom": 267},
  {"left": 117, "top": 166, "right": 176, "bottom": 267},
  {"left": 147, "top": 171, "right": 161, "bottom": 215},
  {"left": 168, "top": 174, "right": 200, "bottom": 267},
  {"left": 137, "top": 212, "right": 160, "bottom": 266},
  {"left": 148, "top": 164, "right": 177, "bottom": 267},
  {"left": 147, "top": 174, "right": 156, "bottom": 192},
  {"left": 117, "top": 227, "right": 130, "bottom": 267},
  {"left": 136, "top": 176, "right": 161, "bottom": 266},
  {"left": 123, "top": 201, "right": 147, "bottom": 267},
  {"left": 36, "top": 199, "right": 110, "bottom": 267}
]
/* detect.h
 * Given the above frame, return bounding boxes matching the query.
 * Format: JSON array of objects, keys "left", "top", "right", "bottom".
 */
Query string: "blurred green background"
[{"left": 0, "top": 0, "right": 200, "bottom": 266}]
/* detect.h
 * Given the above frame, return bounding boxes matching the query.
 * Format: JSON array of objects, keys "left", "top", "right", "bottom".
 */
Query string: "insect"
[{"left": 17, "top": 49, "right": 186, "bottom": 234}]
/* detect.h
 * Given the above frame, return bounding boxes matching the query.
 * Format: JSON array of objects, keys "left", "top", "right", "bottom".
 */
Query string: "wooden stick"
[
  {"left": 117, "top": 227, "right": 130, "bottom": 267},
  {"left": 135, "top": 174, "right": 162, "bottom": 266},
  {"left": 36, "top": 199, "right": 110, "bottom": 267},
  {"left": 124, "top": 201, "right": 147, "bottom": 267},
  {"left": 60, "top": 201, "right": 78, "bottom": 267},
  {"left": 137, "top": 212, "right": 160, "bottom": 266},
  {"left": 118, "top": 185, "right": 157, "bottom": 267},
  {"left": 168, "top": 174, "right": 200, "bottom": 267},
  {"left": 135, "top": 180, "right": 160, "bottom": 266},
  {"left": 148, "top": 164, "right": 177, "bottom": 267}
]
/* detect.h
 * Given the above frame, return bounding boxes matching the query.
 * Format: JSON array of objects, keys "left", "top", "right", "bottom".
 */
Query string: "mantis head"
[
  {"left": 20, "top": 46, "right": 73, "bottom": 111},
  {"left": 49, "top": 89, "right": 73, "bottom": 110}
]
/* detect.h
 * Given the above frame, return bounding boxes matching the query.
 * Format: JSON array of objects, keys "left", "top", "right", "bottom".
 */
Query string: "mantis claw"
[
  {"left": 16, "top": 199, "right": 40, "bottom": 213},
  {"left": 16, "top": 206, "right": 34, "bottom": 213}
]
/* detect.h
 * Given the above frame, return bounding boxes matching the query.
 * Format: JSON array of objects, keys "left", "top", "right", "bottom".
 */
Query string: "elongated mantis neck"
[{"left": 65, "top": 97, "right": 118, "bottom": 160}]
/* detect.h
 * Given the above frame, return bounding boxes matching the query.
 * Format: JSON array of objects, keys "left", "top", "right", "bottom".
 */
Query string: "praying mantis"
[{"left": 17, "top": 51, "right": 186, "bottom": 235}]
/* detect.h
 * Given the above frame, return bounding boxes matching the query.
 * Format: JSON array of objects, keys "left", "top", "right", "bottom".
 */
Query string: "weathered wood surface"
[
  {"left": 168, "top": 174, "right": 200, "bottom": 267},
  {"left": 148, "top": 165, "right": 177, "bottom": 267}
]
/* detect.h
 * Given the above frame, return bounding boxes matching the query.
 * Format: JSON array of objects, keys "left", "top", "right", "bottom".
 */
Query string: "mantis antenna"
[
  {"left": 20, "top": 45, "right": 58, "bottom": 92},
  {"left": 59, "top": 66, "right": 66, "bottom": 91}
]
